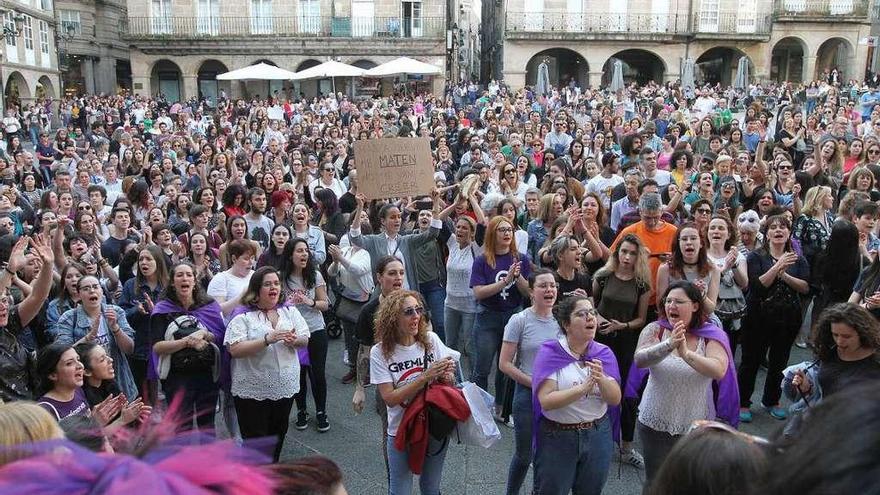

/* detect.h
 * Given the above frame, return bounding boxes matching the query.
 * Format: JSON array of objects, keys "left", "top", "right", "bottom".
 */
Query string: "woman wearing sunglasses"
[
  {"left": 370, "top": 290, "right": 459, "bottom": 495},
  {"left": 631, "top": 281, "right": 737, "bottom": 483},
  {"left": 531, "top": 295, "right": 620, "bottom": 495}
]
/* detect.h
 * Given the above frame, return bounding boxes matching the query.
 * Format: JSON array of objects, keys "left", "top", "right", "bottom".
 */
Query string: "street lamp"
[
  {"left": 58, "top": 23, "right": 76, "bottom": 94},
  {"left": 0, "top": 10, "right": 25, "bottom": 37}
]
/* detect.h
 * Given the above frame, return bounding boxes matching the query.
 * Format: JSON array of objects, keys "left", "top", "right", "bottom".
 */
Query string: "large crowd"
[{"left": 0, "top": 73, "right": 877, "bottom": 495}]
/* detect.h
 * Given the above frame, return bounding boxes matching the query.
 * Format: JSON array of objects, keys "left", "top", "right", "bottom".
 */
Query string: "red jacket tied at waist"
[{"left": 394, "top": 383, "right": 471, "bottom": 474}]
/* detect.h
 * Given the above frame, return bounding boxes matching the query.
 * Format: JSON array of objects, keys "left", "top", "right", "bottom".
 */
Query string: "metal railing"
[
  {"left": 505, "top": 11, "right": 771, "bottom": 35},
  {"left": 774, "top": 0, "right": 874, "bottom": 17},
  {"left": 124, "top": 16, "right": 445, "bottom": 39}
]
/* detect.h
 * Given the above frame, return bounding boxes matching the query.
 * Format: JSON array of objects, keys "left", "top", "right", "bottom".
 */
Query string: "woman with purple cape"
[
  {"left": 531, "top": 296, "right": 621, "bottom": 495},
  {"left": 630, "top": 280, "right": 738, "bottom": 483},
  {"left": 150, "top": 261, "right": 227, "bottom": 431}
]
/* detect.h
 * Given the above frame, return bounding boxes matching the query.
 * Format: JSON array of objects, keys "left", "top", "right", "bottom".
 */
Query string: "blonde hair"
[
  {"left": 595, "top": 233, "right": 653, "bottom": 292},
  {"left": 0, "top": 401, "right": 64, "bottom": 466},
  {"left": 374, "top": 290, "right": 431, "bottom": 360},
  {"left": 801, "top": 185, "right": 832, "bottom": 217}
]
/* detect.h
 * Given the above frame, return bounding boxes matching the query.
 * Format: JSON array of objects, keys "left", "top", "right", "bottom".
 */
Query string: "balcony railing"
[
  {"left": 774, "top": 0, "right": 875, "bottom": 18},
  {"left": 505, "top": 12, "right": 770, "bottom": 36},
  {"left": 124, "top": 16, "right": 445, "bottom": 39}
]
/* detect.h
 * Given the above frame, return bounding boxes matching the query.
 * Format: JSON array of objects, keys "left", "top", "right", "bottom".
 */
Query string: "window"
[
  {"left": 41, "top": 0, "right": 52, "bottom": 10},
  {"left": 523, "top": 0, "right": 543, "bottom": 31},
  {"left": 698, "top": 0, "right": 719, "bottom": 32},
  {"left": 565, "top": 0, "right": 583, "bottom": 32},
  {"left": 39, "top": 20, "right": 49, "bottom": 53},
  {"left": 59, "top": 9, "right": 81, "bottom": 34},
  {"left": 298, "top": 0, "right": 320, "bottom": 34},
  {"left": 151, "top": 0, "right": 172, "bottom": 34},
  {"left": 197, "top": 0, "right": 220, "bottom": 35},
  {"left": 608, "top": 0, "right": 627, "bottom": 32},
  {"left": 737, "top": 0, "right": 757, "bottom": 32},
  {"left": 252, "top": 0, "right": 273, "bottom": 34},
  {"left": 4, "top": 12, "right": 17, "bottom": 46},
  {"left": 22, "top": 15, "right": 33, "bottom": 51},
  {"left": 651, "top": 0, "right": 669, "bottom": 32},
  {"left": 351, "top": 0, "right": 374, "bottom": 36}
]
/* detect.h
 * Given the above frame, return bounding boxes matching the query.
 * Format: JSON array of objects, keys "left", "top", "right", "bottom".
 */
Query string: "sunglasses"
[
  {"left": 777, "top": 165, "right": 793, "bottom": 170},
  {"left": 688, "top": 420, "right": 770, "bottom": 445},
  {"left": 696, "top": 208, "right": 712, "bottom": 214},
  {"left": 739, "top": 216, "right": 758, "bottom": 223},
  {"left": 402, "top": 306, "right": 424, "bottom": 317},
  {"left": 869, "top": 150, "right": 880, "bottom": 155}
]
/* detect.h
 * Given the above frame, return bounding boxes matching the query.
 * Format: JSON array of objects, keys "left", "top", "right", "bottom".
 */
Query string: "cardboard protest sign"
[
  {"left": 267, "top": 106, "right": 284, "bottom": 121},
  {"left": 353, "top": 138, "right": 435, "bottom": 199}
]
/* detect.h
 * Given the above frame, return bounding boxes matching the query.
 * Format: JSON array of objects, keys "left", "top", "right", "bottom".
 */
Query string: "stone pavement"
[{"left": 278, "top": 334, "right": 808, "bottom": 495}]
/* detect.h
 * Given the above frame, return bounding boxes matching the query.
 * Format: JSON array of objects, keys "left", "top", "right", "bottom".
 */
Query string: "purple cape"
[
  {"left": 624, "top": 319, "right": 740, "bottom": 428},
  {"left": 148, "top": 299, "right": 230, "bottom": 391},
  {"left": 531, "top": 339, "right": 622, "bottom": 449},
  {"left": 228, "top": 302, "right": 310, "bottom": 366}
]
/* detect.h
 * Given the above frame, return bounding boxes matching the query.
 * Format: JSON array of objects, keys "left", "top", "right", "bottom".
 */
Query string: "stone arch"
[
  {"left": 294, "top": 59, "right": 325, "bottom": 97},
  {"left": 351, "top": 59, "right": 377, "bottom": 69},
  {"left": 253, "top": 58, "right": 279, "bottom": 67},
  {"left": 197, "top": 59, "right": 230, "bottom": 106},
  {"left": 525, "top": 48, "right": 589, "bottom": 90},
  {"left": 816, "top": 37, "right": 855, "bottom": 81},
  {"left": 602, "top": 49, "right": 666, "bottom": 87},
  {"left": 35, "top": 75, "right": 56, "bottom": 100},
  {"left": 695, "top": 46, "right": 753, "bottom": 86},
  {"left": 771, "top": 36, "right": 808, "bottom": 83},
  {"left": 150, "top": 59, "right": 183, "bottom": 102},
  {"left": 5, "top": 72, "right": 31, "bottom": 108}
]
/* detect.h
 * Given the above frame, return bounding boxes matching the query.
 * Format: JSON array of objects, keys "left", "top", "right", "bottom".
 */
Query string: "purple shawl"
[
  {"left": 227, "top": 302, "right": 310, "bottom": 366},
  {"left": 624, "top": 319, "right": 740, "bottom": 427},
  {"left": 531, "top": 339, "right": 622, "bottom": 448},
  {"left": 148, "top": 300, "right": 230, "bottom": 391}
]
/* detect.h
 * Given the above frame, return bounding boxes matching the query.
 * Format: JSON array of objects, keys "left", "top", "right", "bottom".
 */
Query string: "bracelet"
[
  {"left": 4, "top": 266, "right": 15, "bottom": 276},
  {"left": 264, "top": 333, "right": 270, "bottom": 346}
]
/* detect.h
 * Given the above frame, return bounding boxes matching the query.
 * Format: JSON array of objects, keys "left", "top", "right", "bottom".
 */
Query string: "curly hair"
[
  {"left": 374, "top": 290, "right": 431, "bottom": 360},
  {"left": 811, "top": 303, "right": 880, "bottom": 362}
]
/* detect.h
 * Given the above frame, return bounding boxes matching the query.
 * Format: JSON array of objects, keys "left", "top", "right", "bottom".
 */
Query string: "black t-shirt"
[
  {"left": 555, "top": 270, "right": 592, "bottom": 301},
  {"left": 355, "top": 297, "right": 381, "bottom": 347},
  {"left": 82, "top": 379, "right": 121, "bottom": 407},
  {"left": 818, "top": 354, "right": 880, "bottom": 397},
  {"left": 0, "top": 307, "right": 31, "bottom": 402}
]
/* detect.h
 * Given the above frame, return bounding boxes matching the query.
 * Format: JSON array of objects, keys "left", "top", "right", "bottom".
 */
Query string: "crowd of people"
[{"left": 0, "top": 72, "right": 877, "bottom": 494}]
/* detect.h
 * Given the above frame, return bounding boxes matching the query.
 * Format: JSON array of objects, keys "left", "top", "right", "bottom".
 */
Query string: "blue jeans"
[
  {"left": 419, "top": 280, "right": 446, "bottom": 341},
  {"left": 506, "top": 383, "right": 533, "bottom": 495},
  {"left": 387, "top": 434, "right": 449, "bottom": 495},
  {"left": 444, "top": 306, "right": 475, "bottom": 369},
  {"left": 471, "top": 307, "right": 518, "bottom": 406},
  {"left": 533, "top": 416, "right": 613, "bottom": 495}
]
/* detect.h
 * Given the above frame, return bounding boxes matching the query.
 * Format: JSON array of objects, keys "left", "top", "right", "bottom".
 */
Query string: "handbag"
[
  {"left": 422, "top": 348, "right": 459, "bottom": 441},
  {"left": 716, "top": 270, "right": 747, "bottom": 320},
  {"left": 169, "top": 316, "right": 216, "bottom": 374},
  {"left": 456, "top": 382, "right": 502, "bottom": 448}
]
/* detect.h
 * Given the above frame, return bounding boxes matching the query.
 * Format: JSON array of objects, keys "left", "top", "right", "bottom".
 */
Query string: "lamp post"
[
  {"left": 0, "top": 10, "right": 25, "bottom": 110},
  {"left": 57, "top": 24, "right": 75, "bottom": 95}
]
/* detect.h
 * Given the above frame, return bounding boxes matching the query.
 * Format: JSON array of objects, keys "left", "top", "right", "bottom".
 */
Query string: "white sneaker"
[{"left": 621, "top": 449, "right": 645, "bottom": 469}]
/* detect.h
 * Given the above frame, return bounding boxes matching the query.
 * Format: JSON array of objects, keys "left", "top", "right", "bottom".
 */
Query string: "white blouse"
[{"left": 224, "top": 306, "right": 310, "bottom": 401}]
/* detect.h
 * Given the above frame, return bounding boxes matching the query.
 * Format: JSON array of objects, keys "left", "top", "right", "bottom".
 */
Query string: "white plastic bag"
[{"left": 456, "top": 381, "right": 501, "bottom": 448}]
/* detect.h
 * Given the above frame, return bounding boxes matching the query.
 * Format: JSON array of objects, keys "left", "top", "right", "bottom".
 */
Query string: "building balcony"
[
  {"left": 773, "top": 0, "right": 877, "bottom": 21},
  {"left": 504, "top": 12, "right": 770, "bottom": 41},
  {"left": 123, "top": 16, "right": 445, "bottom": 40}
]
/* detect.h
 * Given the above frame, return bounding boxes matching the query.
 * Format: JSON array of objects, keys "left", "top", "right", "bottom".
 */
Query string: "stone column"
[
  {"left": 504, "top": 70, "right": 526, "bottom": 90},
  {"left": 432, "top": 74, "right": 446, "bottom": 97},
  {"left": 132, "top": 75, "right": 151, "bottom": 97},
  {"left": 96, "top": 57, "right": 119, "bottom": 95},
  {"left": 183, "top": 74, "right": 198, "bottom": 101},
  {"left": 803, "top": 56, "right": 817, "bottom": 83},
  {"left": 588, "top": 71, "right": 603, "bottom": 89}
]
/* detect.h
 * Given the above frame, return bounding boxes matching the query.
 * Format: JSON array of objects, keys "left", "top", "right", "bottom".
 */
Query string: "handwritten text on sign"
[{"left": 354, "top": 137, "right": 435, "bottom": 199}]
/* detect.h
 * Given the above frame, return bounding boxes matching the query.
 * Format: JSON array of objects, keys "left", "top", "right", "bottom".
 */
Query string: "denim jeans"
[
  {"left": 444, "top": 306, "right": 475, "bottom": 370},
  {"left": 471, "top": 307, "right": 518, "bottom": 406},
  {"left": 419, "top": 280, "right": 447, "bottom": 341},
  {"left": 387, "top": 434, "right": 449, "bottom": 495},
  {"left": 506, "top": 383, "right": 533, "bottom": 495},
  {"left": 533, "top": 415, "right": 613, "bottom": 495}
]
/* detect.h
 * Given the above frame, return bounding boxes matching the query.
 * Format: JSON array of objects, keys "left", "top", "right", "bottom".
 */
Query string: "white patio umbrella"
[
  {"left": 734, "top": 57, "right": 750, "bottom": 90},
  {"left": 216, "top": 62, "right": 297, "bottom": 81},
  {"left": 365, "top": 57, "right": 443, "bottom": 77},
  {"left": 291, "top": 60, "right": 367, "bottom": 80}
]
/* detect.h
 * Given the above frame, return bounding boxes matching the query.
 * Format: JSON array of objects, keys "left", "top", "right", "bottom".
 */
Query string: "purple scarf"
[
  {"left": 228, "top": 302, "right": 309, "bottom": 366},
  {"left": 531, "top": 339, "right": 621, "bottom": 448},
  {"left": 148, "top": 299, "right": 230, "bottom": 391},
  {"left": 624, "top": 319, "right": 740, "bottom": 427}
]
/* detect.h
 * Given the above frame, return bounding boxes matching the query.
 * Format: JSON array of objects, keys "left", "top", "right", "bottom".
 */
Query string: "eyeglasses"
[
  {"left": 687, "top": 420, "right": 770, "bottom": 445},
  {"left": 496, "top": 227, "right": 514, "bottom": 233},
  {"left": 323, "top": 168, "right": 334, "bottom": 172},
  {"left": 78, "top": 283, "right": 101, "bottom": 292},
  {"left": 572, "top": 309, "right": 597, "bottom": 319},
  {"left": 695, "top": 208, "right": 712, "bottom": 214},
  {"left": 402, "top": 306, "right": 424, "bottom": 317},
  {"left": 505, "top": 169, "right": 516, "bottom": 175}
]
